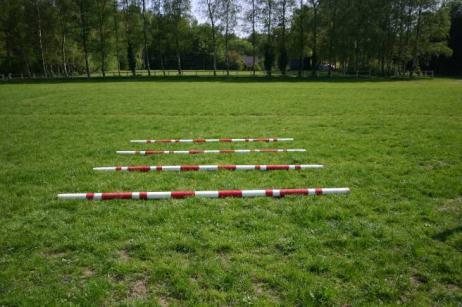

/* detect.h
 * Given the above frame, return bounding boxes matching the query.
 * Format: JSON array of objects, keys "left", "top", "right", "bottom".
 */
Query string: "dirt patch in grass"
[
  {"left": 129, "top": 279, "right": 148, "bottom": 301},
  {"left": 253, "top": 281, "right": 280, "bottom": 302},
  {"left": 42, "top": 251, "right": 66, "bottom": 258},
  {"left": 158, "top": 296, "right": 169, "bottom": 306},
  {"left": 118, "top": 250, "right": 131, "bottom": 262},
  {"left": 437, "top": 197, "right": 462, "bottom": 212},
  {"left": 410, "top": 273, "right": 428, "bottom": 287},
  {"left": 82, "top": 268, "right": 94, "bottom": 278}
]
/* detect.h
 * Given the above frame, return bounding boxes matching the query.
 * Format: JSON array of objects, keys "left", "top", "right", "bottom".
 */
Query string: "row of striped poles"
[
  {"left": 130, "top": 137, "right": 293, "bottom": 143},
  {"left": 59, "top": 136, "right": 351, "bottom": 200},
  {"left": 58, "top": 188, "right": 351, "bottom": 200},
  {"left": 116, "top": 149, "right": 306, "bottom": 155},
  {"left": 93, "top": 164, "right": 324, "bottom": 172}
]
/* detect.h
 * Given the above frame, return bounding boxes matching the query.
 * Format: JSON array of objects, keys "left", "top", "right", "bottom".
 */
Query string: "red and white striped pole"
[
  {"left": 131, "top": 138, "right": 294, "bottom": 143},
  {"left": 58, "top": 188, "right": 350, "bottom": 200},
  {"left": 93, "top": 164, "right": 324, "bottom": 171},
  {"left": 116, "top": 149, "right": 306, "bottom": 155}
]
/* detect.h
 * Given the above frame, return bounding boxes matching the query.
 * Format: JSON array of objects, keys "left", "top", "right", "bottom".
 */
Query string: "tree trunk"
[
  {"left": 176, "top": 51, "right": 182, "bottom": 75},
  {"left": 4, "top": 28, "right": 12, "bottom": 73},
  {"left": 142, "top": 0, "right": 151, "bottom": 76},
  {"left": 207, "top": 0, "right": 217, "bottom": 76},
  {"left": 327, "top": 0, "right": 336, "bottom": 78},
  {"left": 298, "top": 0, "right": 304, "bottom": 77},
  {"left": 225, "top": 0, "right": 230, "bottom": 76},
  {"left": 252, "top": 0, "right": 256, "bottom": 76},
  {"left": 79, "top": 0, "right": 91, "bottom": 78},
  {"left": 123, "top": 0, "right": 136, "bottom": 76},
  {"left": 35, "top": 0, "right": 48, "bottom": 78},
  {"left": 266, "top": 0, "right": 272, "bottom": 77},
  {"left": 98, "top": 0, "right": 107, "bottom": 77},
  {"left": 281, "top": 0, "right": 286, "bottom": 75},
  {"left": 59, "top": 13, "right": 69, "bottom": 77},
  {"left": 113, "top": 0, "right": 121, "bottom": 76},
  {"left": 61, "top": 31, "right": 68, "bottom": 77},
  {"left": 411, "top": 6, "right": 423, "bottom": 77},
  {"left": 160, "top": 54, "right": 166, "bottom": 76},
  {"left": 311, "top": 1, "right": 318, "bottom": 77}
]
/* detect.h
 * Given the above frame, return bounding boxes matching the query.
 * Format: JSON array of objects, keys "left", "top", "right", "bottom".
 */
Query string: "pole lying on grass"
[
  {"left": 93, "top": 164, "right": 324, "bottom": 172},
  {"left": 58, "top": 188, "right": 350, "bottom": 200},
  {"left": 130, "top": 138, "right": 294, "bottom": 143},
  {"left": 116, "top": 149, "right": 306, "bottom": 155}
]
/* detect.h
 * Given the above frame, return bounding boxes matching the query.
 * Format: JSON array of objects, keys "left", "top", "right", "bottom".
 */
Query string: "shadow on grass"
[
  {"left": 433, "top": 226, "right": 462, "bottom": 242},
  {"left": 0, "top": 74, "right": 441, "bottom": 85}
]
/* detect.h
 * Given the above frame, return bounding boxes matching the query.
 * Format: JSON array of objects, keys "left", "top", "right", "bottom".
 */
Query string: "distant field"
[{"left": 0, "top": 78, "right": 461, "bottom": 305}]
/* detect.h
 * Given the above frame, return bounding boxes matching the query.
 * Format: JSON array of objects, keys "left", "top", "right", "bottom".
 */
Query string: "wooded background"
[{"left": 1, "top": 0, "right": 461, "bottom": 77}]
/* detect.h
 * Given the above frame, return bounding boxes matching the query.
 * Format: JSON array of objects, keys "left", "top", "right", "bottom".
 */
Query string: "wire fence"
[{"left": 0, "top": 69, "right": 434, "bottom": 81}]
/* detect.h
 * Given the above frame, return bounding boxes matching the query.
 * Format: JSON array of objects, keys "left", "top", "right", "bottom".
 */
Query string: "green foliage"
[{"left": 0, "top": 0, "right": 458, "bottom": 75}]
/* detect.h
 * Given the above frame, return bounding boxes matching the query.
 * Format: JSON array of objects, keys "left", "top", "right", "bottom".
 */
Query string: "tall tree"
[
  {"left": 96, "top": 0, "right": 109, "bottom": 77},
  {"left": 221, "top": 0, "right": 238, "bottom": 76},
  {"left": 76, "top": 0, "right": 91, "bottom": 78},
  {"left": 296, "top": 0, "right": 305, "bottom": 77},
  {"left": 276, "top": 0, "right": 294, "bottom": 75},
  {"left": 123, "top": 0, "right": 139, "bottom": 76},
  {"left": 164, "top": 0, "right": 190, "bottom": 74},
  {"left": 151, "top": 0, "right": 167, "bottom": 75},
  {"left": 202, "top": 0, "right": 220, "bottom": 75},
  {"left": 34, "top": 0, "right": 48, "bottom": 77},
  {"left": 308, "top": 0, "right": 319, "bottom": 76},
  {"left": 55, "top": 0, "right": 74, "bottom": 77},
  {"left": 142, "top": 0, "right": 151, "bottom": 76},
  {"left": 260, "top": 0, "right": 275, "bottom": 76},
  {"left": 448, "top": 0, "right": 462, "bottom": 74},
  {"left": 113, "top": 0, "right": 121, "bottom": 76},
  {"left": 245, "top": 0, "right": 258, "bottom": 75}
]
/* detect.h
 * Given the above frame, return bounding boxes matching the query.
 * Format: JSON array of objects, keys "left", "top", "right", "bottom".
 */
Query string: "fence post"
[{"left": 8, "top": 73, "right": 12, "bottom": 80}]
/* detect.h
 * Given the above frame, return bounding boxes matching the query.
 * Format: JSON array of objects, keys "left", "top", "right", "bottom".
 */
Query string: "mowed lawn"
[{"left": 0, "top": 78, "right": 461, "bottom": 305}]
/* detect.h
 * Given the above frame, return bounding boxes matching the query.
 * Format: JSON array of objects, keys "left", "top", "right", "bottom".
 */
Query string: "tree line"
[{"left": 0, "top": 0, "right": 461, "bottom": 78}]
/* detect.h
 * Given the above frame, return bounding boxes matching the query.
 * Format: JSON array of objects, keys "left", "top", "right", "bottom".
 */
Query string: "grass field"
[{"left": 1, "top": 78, "right": 461, "bottom": 305}]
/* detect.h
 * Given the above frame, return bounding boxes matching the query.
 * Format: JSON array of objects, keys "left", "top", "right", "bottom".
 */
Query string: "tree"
[
  {"left": 76, "top": 0, "right": 91, "bottom": 78},
  {"left": 151, "top": 0, "right": 167, "bottom": 75},
  {"left": 276, "top": 0, "right": 294, "bottom": 75},
  {"left": 202, "top": 0, "right": 220, "bottom": 75},
  {"left": 164, "top": 0, "right": 190, "bottom": 74},
  {"left": 308, "top": 0, "right": 319, "bottom": 76},
  {"left": 221, "top": 0, "right": 238, "bottom": 75},
  {"left": 448, "top": 0, "right": 462, "bottom": 74},
  {"left": 244, "top": 0, "right": 258, "bottom": 75},
  {"left": 123, "top": 0, "right": 143, "bottom": 76},
  {"left": 113, "top": 0, "right": 121, "bottom": 76},
  {"left": 96, "top": 0, "right": 110, "bottom": 77},
  {"left": 55, "top": 0, "right": 75, "bottom": 77},
  {"left": 142, "top": 0, "right": 151, "bottom": 76},
  {"left": 259, "top": 0, "right": 275, "bottom": 76},
  {"left": 296, "top": 0, "right": 305, "bottom": 77},
  {"left": 33, "top": 0, "right": 48, "bottom": 77}
]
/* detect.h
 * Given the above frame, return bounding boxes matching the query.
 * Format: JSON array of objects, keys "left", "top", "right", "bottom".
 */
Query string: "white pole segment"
[
  {"left": 130, "top": 138, "right": 294, "bottom": 143},
  {"left": 57, "top": 188, "right": 350, "bottom": 201},
  {"left": 115, "top": 149, "right": 306, "bottom": 155},
  {"left": 93, "top": 164, "right": 324, "bottom": 172}
]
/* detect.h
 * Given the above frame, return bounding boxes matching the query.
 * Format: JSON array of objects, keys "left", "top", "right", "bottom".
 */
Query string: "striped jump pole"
[
  {"left": 93, "top": 164, "right": 324, "bottom": 172},
  {"left": 58, "top": 188, "right": 350, "bottom": 200},
  {"left": 116, "top": 149, "right": 306, "bottom": 155},
  {"left": 130, "top": 138, "right": 294, "bottom": 143}
]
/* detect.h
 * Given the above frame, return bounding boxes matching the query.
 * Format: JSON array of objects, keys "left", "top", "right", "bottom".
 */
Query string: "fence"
[{"left": 0, "top": 69, "right": 435, "bottom": 81}]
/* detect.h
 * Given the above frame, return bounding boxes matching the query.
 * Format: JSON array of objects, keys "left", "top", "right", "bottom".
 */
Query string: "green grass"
[{"left": 0, "top": 78, "right": 461, "bottom": 305}]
